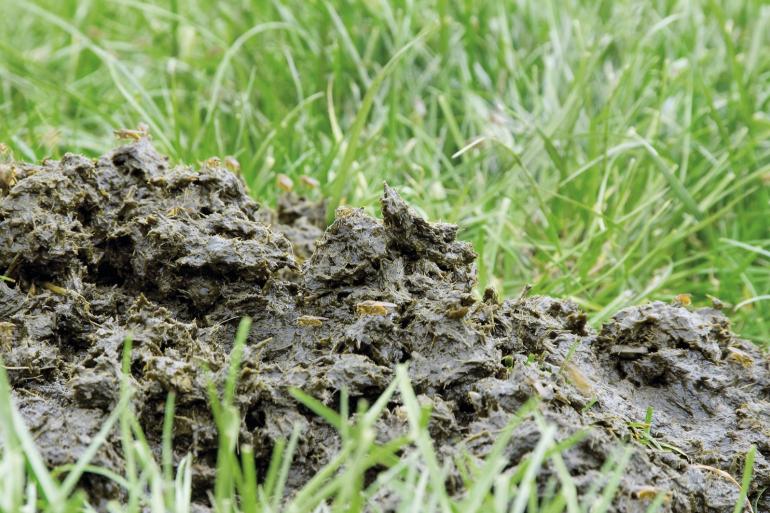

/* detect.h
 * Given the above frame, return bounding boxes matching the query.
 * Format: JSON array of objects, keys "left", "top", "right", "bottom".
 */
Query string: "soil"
[{"left": 1, "top": 139, "right": 768, "bottom": 512}]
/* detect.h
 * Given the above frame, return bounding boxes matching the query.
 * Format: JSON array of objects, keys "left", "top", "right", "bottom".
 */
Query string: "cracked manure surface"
[{"left": 1, "top": 140, "right": 768, "bottom": 512}]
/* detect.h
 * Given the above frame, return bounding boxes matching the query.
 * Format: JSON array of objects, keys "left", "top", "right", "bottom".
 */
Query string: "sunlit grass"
[
  {"left": 1, "top": 0, "right": 767, "bottom": 341},
  {"left": 1, "top": 0, "right": 768, "bottom": 340}
]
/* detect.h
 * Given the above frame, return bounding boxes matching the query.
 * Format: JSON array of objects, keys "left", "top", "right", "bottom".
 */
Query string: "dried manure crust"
[{"left": 1, "top": 141, "right": 768, "bottom": 512}]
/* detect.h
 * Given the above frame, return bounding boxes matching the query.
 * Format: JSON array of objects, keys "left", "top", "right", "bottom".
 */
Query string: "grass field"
[{"left": 0, "top": 0, "right": 768, "bottom": 511}]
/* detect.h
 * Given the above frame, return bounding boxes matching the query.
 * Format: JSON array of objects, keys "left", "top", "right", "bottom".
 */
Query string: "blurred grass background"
[{"left": 0, "top": 0, "right": 768, "bottom": 341}]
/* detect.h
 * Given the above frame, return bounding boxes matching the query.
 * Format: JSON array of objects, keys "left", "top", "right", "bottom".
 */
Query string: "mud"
[{"left": 1, "top": 140, "right": 769, "bottom": 512}]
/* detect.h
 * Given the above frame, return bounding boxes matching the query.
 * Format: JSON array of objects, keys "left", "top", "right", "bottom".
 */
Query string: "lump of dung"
[
  {"left": 380, "top": 184, "right": 476, "bottom": 269},
  {"left": 589, "top": 303, "right": 770, "bottom": 510},
  {"left": 1, "top": 139, "right": 769, "bottom": 513},
  {"left": 0, "top": 142, "right": 295, "bottom": 309},
  {"left": 300, "top": 187, "right": 495, "bottom": 393},
  {"left": 0, "top": 139, "right": 299, "bottom": 504},
  {"left": 272, "top": 193, "right": 327, "bottom": 260}
]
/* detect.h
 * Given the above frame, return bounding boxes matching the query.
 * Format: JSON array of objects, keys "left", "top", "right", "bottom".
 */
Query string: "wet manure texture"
[{"left": 1, "top": 140, "right": 769, "bottom": 512}]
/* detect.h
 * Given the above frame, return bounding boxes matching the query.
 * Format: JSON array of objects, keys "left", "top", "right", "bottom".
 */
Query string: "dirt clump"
[{"left": 1, "top": 140, "right": 768, "bottom": 512}]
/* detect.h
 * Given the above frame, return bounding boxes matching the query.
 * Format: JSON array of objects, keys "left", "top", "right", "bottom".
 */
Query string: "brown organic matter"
[{"left": 0, "top": 140, "right": 768, "bottom": 512}]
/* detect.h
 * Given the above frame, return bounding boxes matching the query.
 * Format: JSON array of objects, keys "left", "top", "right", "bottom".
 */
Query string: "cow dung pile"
[{"left": 0, "top": 140, "right": 768, "bottom": 512}]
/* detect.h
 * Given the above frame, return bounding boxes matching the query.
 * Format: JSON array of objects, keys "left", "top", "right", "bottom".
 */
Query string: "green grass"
[
  {"left": 0, "top": 0, "right": 768, "bottom": 510},
  {"left": 0, "top": 0, "right": 767, "bottom": 341}
]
